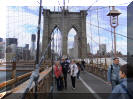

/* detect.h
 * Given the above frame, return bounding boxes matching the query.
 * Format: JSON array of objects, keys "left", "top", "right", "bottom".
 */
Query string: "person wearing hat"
[
  {"left": 107, "top": 57, "right": 121, "bottom": 90},
  {"left": 60, "top": 56, "right": 69, "bottom": 89}
]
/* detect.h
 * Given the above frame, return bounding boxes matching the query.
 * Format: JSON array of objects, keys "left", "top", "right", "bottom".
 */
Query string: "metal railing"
[
  {"left": 21, "top": 37, "right": 53, "bottom": 99},
  {"left": 1, "top": 67, "right": 52, "bottom": 99},
  {"left": 86, "top": 64, "right": 108, "bottom": 80}
]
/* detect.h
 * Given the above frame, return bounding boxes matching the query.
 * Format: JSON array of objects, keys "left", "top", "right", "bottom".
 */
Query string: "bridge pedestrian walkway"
[{"left": 53, "top": 70, "right": 112, "bottom": 99}]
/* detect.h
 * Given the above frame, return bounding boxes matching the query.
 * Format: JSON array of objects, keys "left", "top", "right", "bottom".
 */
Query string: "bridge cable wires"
[
  {"left": 88, "top": 10, "right": 94, "bottom": 65},
  {"left": 86, "top": 21, "right": 133, "bottom": 41},
  {"left": 21, "top": 0, "right": 50, "bottom": 98},
  {"left": 86, "top": 1, "right": 132, "bottom": 12},
  {"left": 86, "top": 0, "right": 99, "bottom": 11},
  {"left": 96, "top": 7, "right": 102, "bottom": 67}
]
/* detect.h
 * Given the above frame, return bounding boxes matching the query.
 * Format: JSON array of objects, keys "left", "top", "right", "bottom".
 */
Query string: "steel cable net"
[
  {"left": 42, "top": 5, "right": 127, "bottom": 64},
  {"left": 1, "top": 6, "right": 44, "bottom": 92},
  {"left": 86, "top": 6, "right": 127, "bottom": 66},
  {"left": 1, "top": 4, "right": 128, "bottom": 97},
  {"left": 7, "top": 6, "right": 44, "bottom": 61}
]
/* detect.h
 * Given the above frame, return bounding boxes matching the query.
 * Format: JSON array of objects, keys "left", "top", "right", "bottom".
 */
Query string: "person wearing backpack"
[
  {"left": 107, "top": 57, "right": 120, "bottom": 90},
  {"left": 109, "top": 64, "right": 133, "bottom": 99}
]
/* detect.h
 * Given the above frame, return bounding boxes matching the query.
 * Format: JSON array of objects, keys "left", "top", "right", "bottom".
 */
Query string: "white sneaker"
[{"left": 72, "top": 87, "right": 75, "bottom": 90}]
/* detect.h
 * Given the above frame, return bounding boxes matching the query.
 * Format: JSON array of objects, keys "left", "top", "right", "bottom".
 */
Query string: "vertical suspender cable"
[
  {"left": 35, "top": 0, "right": 42, "bottom": 98},
  {"left": 90, "top": 10, "right": 93, "bottom": 65},
  {"left": 97, "top": 7, "right": 101, "bottom": 67},
  {"left": 36, "top": 0, "right": 42, "bottom": 65}
]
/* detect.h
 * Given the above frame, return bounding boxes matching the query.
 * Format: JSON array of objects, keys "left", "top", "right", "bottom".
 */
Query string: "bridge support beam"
[{"left": 62, "top": 33, "right": 68, "bottom": 57}]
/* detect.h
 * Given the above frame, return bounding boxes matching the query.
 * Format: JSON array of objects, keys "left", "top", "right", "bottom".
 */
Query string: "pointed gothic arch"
[{"left": 42, "top": 9, "right": 88, "bottom": 59}]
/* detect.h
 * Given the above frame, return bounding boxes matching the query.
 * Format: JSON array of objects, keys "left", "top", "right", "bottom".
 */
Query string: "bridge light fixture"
[{"left": 107, "top": 6, "right": 121, "bottom": 57}]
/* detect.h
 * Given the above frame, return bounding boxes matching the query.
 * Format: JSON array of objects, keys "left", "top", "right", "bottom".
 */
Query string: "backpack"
[
  {"left": 110, "top": 65, "right": 119, "bottom": 84},
  {"left": 110, "top": 64, "right": 120, "bottom": 73},
  {"left": 120, "top": 83, "right": 133, "bottom": 99},
  {"left": 111, "top": 65, "right": 113, "bottom": 74}
]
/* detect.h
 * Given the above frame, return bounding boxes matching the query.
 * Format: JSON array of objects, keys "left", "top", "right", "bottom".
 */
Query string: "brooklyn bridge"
[{"left": 0, "top": 0, "right": 133, "bottom": 99}]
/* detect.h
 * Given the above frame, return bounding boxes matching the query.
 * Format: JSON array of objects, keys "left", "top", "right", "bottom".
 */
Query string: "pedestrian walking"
[
  {"left": 70, "top": 60, "right": 78, "bottom": 89},
  {"left": 107, "top": 57, "right": 120, "bottom": 90},
  {"left": 109, "top": 64, "right": 133, "bottom": 99},
  {"left": 60, "top": 56, "right": 69, "bottom": 89},
  {"left": 81, "top": 60, "right": 86, "bottom": 69},
  {"left": 76, "top": 62, "right": 81, "bottom": 79},
  {"left": 54, "top": 61, "right": 63, "bottom": 91}
]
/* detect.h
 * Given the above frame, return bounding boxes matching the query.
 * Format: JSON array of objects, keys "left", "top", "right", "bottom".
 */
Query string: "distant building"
[
  {"left": 16, "top": 46, "right": 31, "bottom": 60},
  {"left": 68, "top": 48, "right": 74, "bottom": 58},
  {"left": 0, "top": 41, "right": 5, "bottom": 59},
  {"left": 87, "top": 43, "right": 90, "bottom": 56},
  {"left": 73, "top": 35, "right": 78, "bottom": 58},
  {"left": 99, "top": 44, "right": 106, "bottom": 55},
  {"left": 6, "top": 38, "right": 18, "bottom": 46},
  {"left": 30, "top": 34, "right": 36, "bottom": 59},
  {"left": 5, "top": 38, "right": 18, "bottom": 61},
  {"left": 0, "top": 37, "right": 3, "bottom": 42},
  {"left": 25, "top": 44, "right": 29, "bottom": 50}
]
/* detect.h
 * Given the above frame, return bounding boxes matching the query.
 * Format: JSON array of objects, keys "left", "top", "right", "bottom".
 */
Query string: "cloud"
[
  {"left": 86, "top": 6, "right": 127, "bottom": 54},
  {"left": 6, "top": 6, "right": 40, "bottom": 47},
  {"left": 22, "top": 24, "right": 38, "bottom": 34},
  {"left": 68, "top": 28, "right": 77, "bottom": 48},
  {"left": 0, "top": 0, "right": 131, "bottom": 6},
  {"left": 3, "top": 5, "right": 127, "bottom": 55},
  {"left": 0, "top": 6, "right": 6, "bottom": 39},
  {"left": 21, "top": 6, "right": 39, "bottom": 16}
]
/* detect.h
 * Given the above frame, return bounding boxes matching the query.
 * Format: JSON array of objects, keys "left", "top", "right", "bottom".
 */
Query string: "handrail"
[
  {"left": 21, "top": 37, "right": 54, "bottom": 99},
  {"left": 0, "top": 64, "right": 47, "bottom": 90},
  {"left": 0, "top": 72, "right": 32, "bottom": 89},
  {"left": 0, "top": 67, "right": 52, "bottom": 99}
]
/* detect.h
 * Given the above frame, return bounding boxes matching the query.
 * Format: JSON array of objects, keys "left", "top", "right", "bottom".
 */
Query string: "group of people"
[
  {"left": 54, "top": 56, "right": 133, "bottom": 99},
  {"left": 107, "top": 57, "right": 133, "bottom": 99},
  {"left": 54, "top": 57, "right": 85, "bottom": 91}
]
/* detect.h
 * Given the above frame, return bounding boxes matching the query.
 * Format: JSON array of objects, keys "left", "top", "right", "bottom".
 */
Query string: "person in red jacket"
[{"left": 54, "top": 61, "right": 63, "bottom": 91}]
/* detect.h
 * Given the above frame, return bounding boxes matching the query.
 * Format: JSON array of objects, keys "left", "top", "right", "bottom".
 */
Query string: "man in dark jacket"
[{"left": 60, "top": 57, "right": 69, "bottom": 89}]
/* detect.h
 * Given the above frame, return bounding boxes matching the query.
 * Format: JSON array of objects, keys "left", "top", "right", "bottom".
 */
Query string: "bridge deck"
[{"left": 53, "top": 70, "right": 112, "bottom": 99}]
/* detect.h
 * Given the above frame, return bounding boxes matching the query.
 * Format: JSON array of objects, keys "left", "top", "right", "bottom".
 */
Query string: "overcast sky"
[{"left": 0, "top": 0, "right": 132, "bottom": 55}]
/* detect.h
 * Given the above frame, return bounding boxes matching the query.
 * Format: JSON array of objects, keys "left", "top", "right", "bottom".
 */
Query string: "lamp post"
[{"left": 107, "top": 6, "right": 121, "bottom": 57}]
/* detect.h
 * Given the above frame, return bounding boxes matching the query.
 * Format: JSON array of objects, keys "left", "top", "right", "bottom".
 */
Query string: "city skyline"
[{"left": 0, "top": 0, "right": 132, "bottom": 55}]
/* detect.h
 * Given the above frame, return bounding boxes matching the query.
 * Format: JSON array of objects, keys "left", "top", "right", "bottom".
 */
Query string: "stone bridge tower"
[{"left": 42, "top": 9, "right": 87, "bottom": 59}]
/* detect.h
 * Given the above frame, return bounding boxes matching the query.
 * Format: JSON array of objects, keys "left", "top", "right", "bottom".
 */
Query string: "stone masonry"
[{"left": 42, "top": 9, "right": 87, "bottom": 59}]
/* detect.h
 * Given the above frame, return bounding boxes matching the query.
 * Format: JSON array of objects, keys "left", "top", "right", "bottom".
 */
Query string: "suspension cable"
[
  {"left": 22, "top": 0, "right": 43, "bottom": 98},
  {"left": 86, "top": 22, "right": 133, "bottom": 41},
  {"left": 96, "top": 7, "right": 101, "bottom": 65},
  {"left": 89, "top": 10, "right": 94, "bottom": 62}
]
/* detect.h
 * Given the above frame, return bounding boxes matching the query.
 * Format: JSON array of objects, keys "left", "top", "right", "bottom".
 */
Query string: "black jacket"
[{"left": 61, "top": 61, "right": 69, "bottom": 74}]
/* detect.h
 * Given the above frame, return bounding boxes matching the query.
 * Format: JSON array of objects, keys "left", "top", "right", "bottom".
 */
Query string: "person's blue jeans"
[
  {"left": 56, "top": 76, "right": 63, "bottom": 91},
  {"left": 77, "top": 70, "right": 80, "bottom": 79}
]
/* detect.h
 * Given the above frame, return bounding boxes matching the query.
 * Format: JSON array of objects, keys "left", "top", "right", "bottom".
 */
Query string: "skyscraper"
[{"left": 30, "top": 34, "right": 36, "bottom": 59}]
